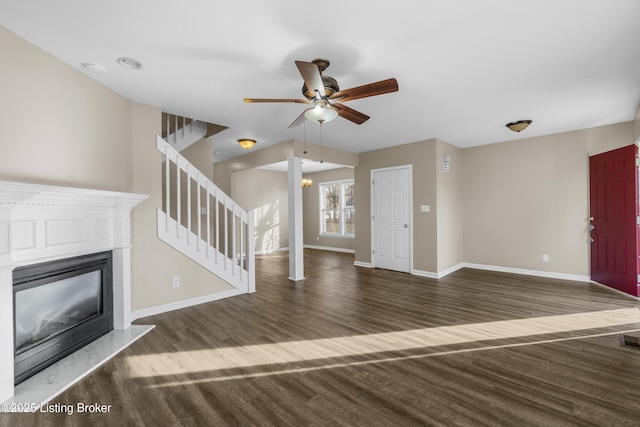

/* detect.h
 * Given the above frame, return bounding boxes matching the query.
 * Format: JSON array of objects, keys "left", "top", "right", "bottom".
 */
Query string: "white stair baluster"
[
  {"left": 176, "top": 155, "right": 181, "bottom": 239},
  {"left": 164, "top": 144, "right": 170, "bottom": 232}
]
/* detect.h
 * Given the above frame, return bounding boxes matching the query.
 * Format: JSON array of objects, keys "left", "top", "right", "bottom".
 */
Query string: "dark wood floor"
[{"left": 4, "top": 249, "right": 640, "bottom": 426}]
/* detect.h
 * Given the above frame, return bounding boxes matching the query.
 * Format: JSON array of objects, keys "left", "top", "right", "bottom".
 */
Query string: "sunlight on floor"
[{"left": 127, "top": 308, "right": 640, "bottom": 384}]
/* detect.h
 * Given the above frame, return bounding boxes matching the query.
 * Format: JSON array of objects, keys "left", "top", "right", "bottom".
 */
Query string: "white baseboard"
[
  {"left": 131, "top": 287, "right": 246, "bottom": 321},
  {"left": 353, "top": 261, "right": 372, "bottom": 268},
  {"left": 359, "top": 261, "right": 587, "bottom": 283},
  {"left": 412, "top": 263, "right": 465, "bottom": 279},
  {"left": 304, "top": 244, "right": 355, "bottom": 254},
  {"left": 411, "top": 269, "right": 437, "bottom": 279},
  {"left": 461, "top": 263, "right": 590, "bottom": 282}
]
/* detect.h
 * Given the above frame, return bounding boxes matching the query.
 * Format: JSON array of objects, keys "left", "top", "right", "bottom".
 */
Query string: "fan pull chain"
[
  {"left": 319, "top": 120, "right": 324, "bottom": 163},
  {"left": 303, "top": 120, "right": 307, "bottom": 154}
]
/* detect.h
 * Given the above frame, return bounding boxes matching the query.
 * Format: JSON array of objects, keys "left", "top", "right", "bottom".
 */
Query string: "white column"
[{"left": 288, "top": 157, "right": 304, "bottom": 281}]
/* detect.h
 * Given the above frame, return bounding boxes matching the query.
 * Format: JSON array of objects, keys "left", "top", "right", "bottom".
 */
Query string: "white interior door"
[{"left": 372, "top": 166, "right": 411, "bottom": 273}]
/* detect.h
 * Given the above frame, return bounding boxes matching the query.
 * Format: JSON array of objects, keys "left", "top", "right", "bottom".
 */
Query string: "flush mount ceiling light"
[
  {"left": 238, "top": 139, "right": 257, "bottom": 149},
  {"left": 117, "top": 57, "right": 143, "bottom": 70},
  {"left": 506, "top": 120, "right": 532, "bottom": 132},
  {"left": 82, "top": 62, "right": 106, "bottom": 73}
]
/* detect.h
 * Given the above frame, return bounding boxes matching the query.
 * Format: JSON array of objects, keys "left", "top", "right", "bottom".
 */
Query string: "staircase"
[{"left": 156, "top": 135, "right": 255, "bottom": 294}]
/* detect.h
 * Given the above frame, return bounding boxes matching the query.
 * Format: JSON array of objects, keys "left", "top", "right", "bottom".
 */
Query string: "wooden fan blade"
[
  {"left": 329, "top": 78, "right": 398, "bottom": 103},
  {"left": 244, "top": 98, "right": 310, "bottom": 104},
  {"left": 330, "top": 103, "right": 370, "bottom": 125},
  {"left": 288, "top": 108, "right": 312, "bottom": 128},
  {"left": 295, "top": 61, "right": 326, "bottom": 98}
]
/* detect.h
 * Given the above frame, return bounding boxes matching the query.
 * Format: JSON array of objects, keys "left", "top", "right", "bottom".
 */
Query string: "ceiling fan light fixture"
[
  {"left": 304, "top": 105, "right": 338, "bottom": 124},
  {"left": 506, "top": 120, "right": 532, "bottom": 132},
  {"left": 244, "top": 58, "right": 399, "bottom": 127},
  {"left": 238, "top": 139, "right": 257, "bottom": 149}
]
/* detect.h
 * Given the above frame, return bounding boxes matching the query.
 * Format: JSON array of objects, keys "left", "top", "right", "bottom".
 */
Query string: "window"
[{"left": 320, "top": 180, "right": 355, "bottom": 237}]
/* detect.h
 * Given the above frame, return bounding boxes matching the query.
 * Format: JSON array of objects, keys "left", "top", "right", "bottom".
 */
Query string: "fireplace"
[
  {"left": 13, "top": 251, "right": 114, "bottom": 384},
  {"left": 1, "top": 180, "right": 148, "bottom": 403}
]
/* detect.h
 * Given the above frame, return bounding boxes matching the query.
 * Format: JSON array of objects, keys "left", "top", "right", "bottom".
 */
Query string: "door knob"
[{"left": 403, "top": 224, "right": 408, "bottom": 228}]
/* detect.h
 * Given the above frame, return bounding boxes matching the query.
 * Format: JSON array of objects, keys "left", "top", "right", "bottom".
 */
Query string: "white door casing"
[{"left": 371, "top": 166, "right": 412, "bottom": 273}]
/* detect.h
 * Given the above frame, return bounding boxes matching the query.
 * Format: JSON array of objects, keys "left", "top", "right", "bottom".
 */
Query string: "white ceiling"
[{"left": 2, "top": 0, "right": 639, "bottom": 163}]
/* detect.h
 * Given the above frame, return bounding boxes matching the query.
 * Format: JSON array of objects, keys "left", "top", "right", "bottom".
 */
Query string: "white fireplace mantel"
[{"left": 0, "top": 180, "right": 148, "bottom": 403}]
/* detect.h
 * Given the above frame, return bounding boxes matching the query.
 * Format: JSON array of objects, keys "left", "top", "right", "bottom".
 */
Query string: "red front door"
[{"left": 589, "top": 145, "right": 639, "bottom": 297}]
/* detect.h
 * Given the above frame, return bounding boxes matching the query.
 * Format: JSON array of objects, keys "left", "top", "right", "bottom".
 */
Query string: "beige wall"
[
  {"left": 303, "top": 167, "right": 356, "bottom": 252},
  {"left": 182, "top": 137, "right": 214, "bottom": 181},
  {"left": 462, "top": 121, "right": 635, "bottom": 276},
  {"left": 356, "top": 139, "right": 439, "bottom": 272},
  {"left": 231, "top": 168, "right": 289, "bottom": 253},
  {"left": 0, "top": 25, "right": 132, "bottom": 191}
]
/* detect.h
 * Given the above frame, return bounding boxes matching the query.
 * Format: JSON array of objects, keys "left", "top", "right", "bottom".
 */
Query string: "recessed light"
[
  {"left": 82, "top": 62, "right": 106, "bottom": 73},
  {"left": 117, "top": 57, "right": 143, "bottom": 70}
]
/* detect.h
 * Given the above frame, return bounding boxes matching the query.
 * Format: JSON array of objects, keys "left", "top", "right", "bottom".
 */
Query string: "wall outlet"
[
  {"left": 542, "top": 254, "right": 549, "bottom": 262},
  {"left": 172, "top": 276, "right": 180, "bottom": 288}
]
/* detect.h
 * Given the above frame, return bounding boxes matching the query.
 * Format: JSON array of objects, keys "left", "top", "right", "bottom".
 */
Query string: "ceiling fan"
[{"left": 243, "top": 58, "right": 399, "bottom": 128}]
